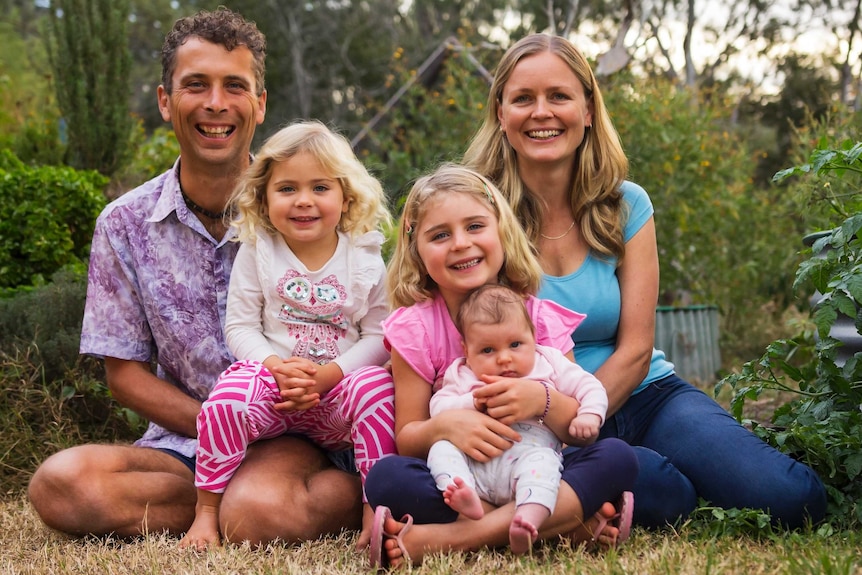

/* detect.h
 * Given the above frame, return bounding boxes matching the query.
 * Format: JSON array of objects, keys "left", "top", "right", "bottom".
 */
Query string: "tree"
[{"left": 46, "top": 0, "right": 134, "bottom": 177}]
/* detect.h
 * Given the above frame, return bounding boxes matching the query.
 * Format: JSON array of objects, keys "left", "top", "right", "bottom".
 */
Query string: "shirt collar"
[{"left": 147, "top": 158, "right": 183, "bottom": 224}]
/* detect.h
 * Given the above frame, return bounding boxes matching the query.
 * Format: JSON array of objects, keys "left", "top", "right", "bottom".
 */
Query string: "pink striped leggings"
[{"left": 195, "top": 360, "right": 396, "bottom": 501}]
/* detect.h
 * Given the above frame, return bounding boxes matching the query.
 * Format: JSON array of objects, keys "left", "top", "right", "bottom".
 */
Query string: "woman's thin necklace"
[{"left": 540, "top": 220, "right": 575, "bottom": 240}]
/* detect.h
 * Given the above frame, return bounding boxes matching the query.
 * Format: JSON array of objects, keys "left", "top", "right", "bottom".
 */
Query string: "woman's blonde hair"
[
  {"left": 229, "top": 120, "right": 391, "bottom": 243},
  {"left": 463, "top": 33, "right": 628, "bottom": 260},
  {"left": 387, "top": 163, "right": 543, "bottom": 309}
]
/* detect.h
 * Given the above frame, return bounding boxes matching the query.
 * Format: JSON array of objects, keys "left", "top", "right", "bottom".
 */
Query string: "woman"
[{"left": 462, "top": 32, "right": 826, "bottom": 530}]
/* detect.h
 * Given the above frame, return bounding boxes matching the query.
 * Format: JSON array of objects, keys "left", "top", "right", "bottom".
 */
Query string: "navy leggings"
[{"left": 365, "top": 437, "right": 638, "bottom": 524}]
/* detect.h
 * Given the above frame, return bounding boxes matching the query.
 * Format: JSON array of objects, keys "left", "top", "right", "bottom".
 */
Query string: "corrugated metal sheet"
[{"left": 655, "top": 305, "right": 721, "bottom": 384}]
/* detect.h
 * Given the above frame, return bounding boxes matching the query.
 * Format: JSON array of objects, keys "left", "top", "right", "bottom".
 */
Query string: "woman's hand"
[
  {"left": 434, "top": 409, "right": 521, "bottom": 463},
  {"left": 472, "top": 375, "right": 546, "bottom": 425}
]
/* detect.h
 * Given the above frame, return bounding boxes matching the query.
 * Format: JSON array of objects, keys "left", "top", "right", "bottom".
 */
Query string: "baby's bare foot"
[
  {"left": 442, "top": 476, "right": 484, "bottom": 520},
  {"left": 509, "top": 514, "right": 538, "bottom": 554}
]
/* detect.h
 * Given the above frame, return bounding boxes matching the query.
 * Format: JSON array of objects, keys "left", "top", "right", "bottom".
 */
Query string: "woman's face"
[{"left": 497, "top": 51, "right": 593, "bottom": 172}]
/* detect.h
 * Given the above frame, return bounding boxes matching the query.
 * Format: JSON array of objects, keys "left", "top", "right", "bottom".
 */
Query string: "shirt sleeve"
[
  {"left": 529, "top": 296, "right": 585, "bottom": 356},
  {"left": 333, "top": 256, "right": 390, "bottom": 375},
  {"left": 622, "top": 181, "right": 654, "bottom": 242},
  {"left": 542, "top": 346, "right": 608, "bottom": 424},
  {"left": 382, "top": 304, "right": 439, "bottom": 384},
  {"left": 224, "top": 241, "right": 277, "bottom": 363},
  {"left": 80, "top": 206, "right": 153, "bottom": 361},
  {"left": 429, "top": 359, "right": 480, "bottom": 416}
]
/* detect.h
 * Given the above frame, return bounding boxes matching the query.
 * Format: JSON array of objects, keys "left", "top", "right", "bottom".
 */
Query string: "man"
[{"left": 28, "top": 8, "right": 362, "bottom": 546}]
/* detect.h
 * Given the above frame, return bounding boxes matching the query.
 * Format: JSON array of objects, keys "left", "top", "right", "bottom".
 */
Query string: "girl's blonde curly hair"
[{"left": 229, "top": 120, "right": 391, "bottom": 243}]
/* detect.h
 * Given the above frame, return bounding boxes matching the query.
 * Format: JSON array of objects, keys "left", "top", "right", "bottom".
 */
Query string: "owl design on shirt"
[{"left": 276, "top": 271, "right": 348, "bottom": 364}]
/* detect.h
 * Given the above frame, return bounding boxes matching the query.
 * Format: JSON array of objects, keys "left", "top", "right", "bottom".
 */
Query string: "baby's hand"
[{"left": 568, "top": 413, "right": 601, "bottom": 443}]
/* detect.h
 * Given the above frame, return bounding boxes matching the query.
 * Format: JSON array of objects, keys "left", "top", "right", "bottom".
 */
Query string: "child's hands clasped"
[{"left": 264, "top": 356, "right": 321, "bottom": 411}]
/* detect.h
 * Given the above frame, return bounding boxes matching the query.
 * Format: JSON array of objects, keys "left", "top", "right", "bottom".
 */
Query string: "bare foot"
[
  {"left": 509, "top": 503, "right": 548, "bottom": 555},
  {"left": 382, "top": 515, "right": 414, "bottom": 569},
  {"left": 509, "top": 514, "right": 538, "bottom": 554},
  {"left": 570, "top": 501, "right": 619, "bottom": 549},
  {"left": 178, "top": 506, "right": 221, "bottom": 551},
  {"left": 443, "top": 477, "right": 484, "bottom": 520},
  {"left": 355, "top": 503, "right": 374, "bottom": 551}
]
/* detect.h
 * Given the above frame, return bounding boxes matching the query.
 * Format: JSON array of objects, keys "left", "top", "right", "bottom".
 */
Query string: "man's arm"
[{"left": 104, "top": 357, "right": 202, "bottom": 438}]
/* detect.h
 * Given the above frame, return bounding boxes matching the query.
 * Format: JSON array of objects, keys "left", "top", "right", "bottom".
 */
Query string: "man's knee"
[
  {"left": 220, "top": 459, "right": 361, "bottom": 545},
  {"left": 29, "top": 446, "right": 101, "bottom": 533}
]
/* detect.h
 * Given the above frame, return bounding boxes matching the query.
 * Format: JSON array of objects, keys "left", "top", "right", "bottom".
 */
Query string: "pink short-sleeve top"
[{"left": 382, "top": 291, "right": 584, "bottom": 393}]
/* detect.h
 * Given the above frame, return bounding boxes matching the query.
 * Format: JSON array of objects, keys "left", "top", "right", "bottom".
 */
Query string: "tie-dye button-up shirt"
[{"left": 80, "top": 160, "right": 239, "bottom": 457}]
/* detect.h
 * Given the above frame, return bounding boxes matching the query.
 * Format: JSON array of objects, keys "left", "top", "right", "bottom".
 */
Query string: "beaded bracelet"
[{"left": 537, "top": 381, "right": 551, "bottom": 425}]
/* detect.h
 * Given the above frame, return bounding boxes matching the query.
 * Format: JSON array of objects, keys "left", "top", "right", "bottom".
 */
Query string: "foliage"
[
  {"left": 0, "top": 269, "right": 87, "bottom": 380},
  {"left": 739, "top": 53, "right": 840, "bottom": 187},
  {"left": 604, "top": 75, "right": 804, "bottom": 364},
  {"left": 0, "top": 150, "right": 107, "bottom": 288},
  {"left": 0, "top": 272, "right": 142, "bottom": 492},
  {"left": 778, "top": 110, "right": 862, "bottom": 232},
  {"left": 358, "top": 40, "right": 494, "bottom": 201},
  {"left": 0, "top": 347, "right": 140, "bottom": 493},
  {"left": 110, "top": 124, "right": 180, "bottom": 199},
  {"left": 45, "top": 0, "right": 134, "bottom": 177},
  {"left": 716, "top": 138, "right": 862, "bottom": 529},
  {"left": 0, "top": 14, "right": 64, "bottom": 165},
  {"left": 682, "top": 501, "right": 778, "bottom": 539}
]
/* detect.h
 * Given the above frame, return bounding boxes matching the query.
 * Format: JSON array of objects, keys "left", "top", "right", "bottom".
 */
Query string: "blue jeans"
[
  {"left": 365, "top": 437, "right": 638, "bottom": 525},
  {"left": 602, "top": 374, "right": 827, "bottom": 528}
]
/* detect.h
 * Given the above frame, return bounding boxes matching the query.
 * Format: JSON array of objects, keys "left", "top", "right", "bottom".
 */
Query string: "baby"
[{"left": 427, "top": 284, "right": 608, "bottom": 554}]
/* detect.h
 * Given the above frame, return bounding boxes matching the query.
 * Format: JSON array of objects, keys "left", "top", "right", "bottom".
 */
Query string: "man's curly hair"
[{"left": 161, "top": 7, "right": 266, "bottom": 95}]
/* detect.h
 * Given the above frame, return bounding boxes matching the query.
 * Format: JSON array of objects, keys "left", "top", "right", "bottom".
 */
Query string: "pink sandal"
[
  {"left": 368, "top": 505, "right": 414, "bottom": 570},
  {"left": 591, "top": 491, "right": 634, "bottom": 547}
]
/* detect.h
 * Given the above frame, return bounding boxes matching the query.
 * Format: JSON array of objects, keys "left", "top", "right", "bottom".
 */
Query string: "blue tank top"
[{"left": 538, "top": 181, "right": 675, "bottom": 394}]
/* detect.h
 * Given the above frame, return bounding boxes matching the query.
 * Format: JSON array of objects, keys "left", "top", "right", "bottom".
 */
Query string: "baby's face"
[{"left": 462, "top": 315, "right": 536, "bottom": 378}]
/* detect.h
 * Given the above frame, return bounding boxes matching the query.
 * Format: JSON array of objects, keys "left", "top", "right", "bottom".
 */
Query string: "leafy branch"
[{"left": 719, "top": 138, "right": 862, "bottom": 529}]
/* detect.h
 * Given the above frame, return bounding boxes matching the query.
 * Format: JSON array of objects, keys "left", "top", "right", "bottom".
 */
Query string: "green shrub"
[
  {"left": 604, "top": 76, "right": 804, "bottom": 367},
  {"left": 0, "top": 269, "right": 90, "bottom": 382},
  {"left": 0, "top": 270, "right": 142, "bottom": 493},
  {"left": 717, "top": 138, "right": 862, "bottom": 529},
  {"left": 110, "top": 124, "right": 179, "bottom": 199},
  {"left": 0, "top": 150, "right": 107, "bottom": 288},
  {"left": 0, "top": 348, "right": 140, "bottom": 494}
]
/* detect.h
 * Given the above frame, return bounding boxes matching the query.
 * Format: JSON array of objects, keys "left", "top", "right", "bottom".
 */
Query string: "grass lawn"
[{"left": 2, "top": 494, "right": 859, "bottom": 575}]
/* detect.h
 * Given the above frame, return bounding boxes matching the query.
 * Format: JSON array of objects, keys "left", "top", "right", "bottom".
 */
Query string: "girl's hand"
[
  {"left": 268, "top": 358, "right": 320, "bottom": 412},
  {"left": 435, "top": 409, "right": 521, "bottom": 463},
  {"left": 472, "top": 375, "right": 546, "bottom": 425}
]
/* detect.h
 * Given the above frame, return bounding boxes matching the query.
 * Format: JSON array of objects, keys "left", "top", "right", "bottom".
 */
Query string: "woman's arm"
[
  {"left": 593, "top": 217, "right": 659, "bottom": 415},
  {"left": 391, "top": 350, "right": 520, "bottom": 460}
]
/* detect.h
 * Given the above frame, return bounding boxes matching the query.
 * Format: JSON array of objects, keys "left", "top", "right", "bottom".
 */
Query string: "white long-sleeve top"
[
  {"left": 225, "top": 229, "right": 390, "bottom": 375},
  {"left": 430, "top": 344, "right": 608, "bottom": 425}
]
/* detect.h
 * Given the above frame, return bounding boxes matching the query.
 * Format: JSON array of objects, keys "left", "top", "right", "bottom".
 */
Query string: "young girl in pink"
[
  {"left": 365, "top": 164, "right": 638, "bottom": 568},
  {"left": 180, "top": 120, "right": 395, "bottom": 550}
]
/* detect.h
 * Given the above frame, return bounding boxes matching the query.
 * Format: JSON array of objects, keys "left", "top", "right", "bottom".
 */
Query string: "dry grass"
[{"left": 1, "top": 495, "right": 860, "bottom": 575}]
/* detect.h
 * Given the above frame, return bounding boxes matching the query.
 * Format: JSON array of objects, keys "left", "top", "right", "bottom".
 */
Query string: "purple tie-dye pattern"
[{"left": 80, "top": 161, "right": 239, "bottom": 457}]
